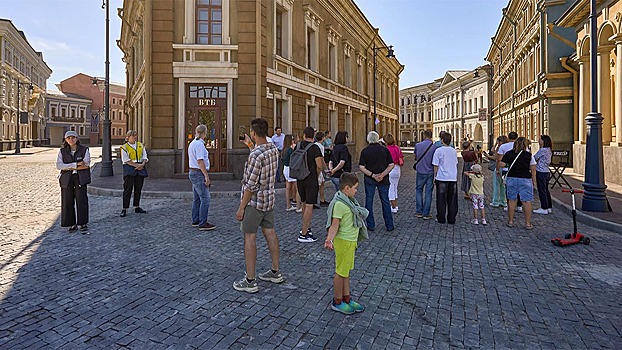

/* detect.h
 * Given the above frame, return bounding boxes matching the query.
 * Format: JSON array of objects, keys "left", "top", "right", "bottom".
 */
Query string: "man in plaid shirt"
[{"left": 233, "top": 117, "right": 285, "bottom": 293}]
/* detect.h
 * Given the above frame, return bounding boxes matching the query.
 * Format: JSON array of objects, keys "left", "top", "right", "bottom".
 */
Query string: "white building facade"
[
  {"left": 0, "top": 19, "right": 52, "bottom": 151},
  {"left": 431, "top": 67, "right": 492, "bottom": 148},
  {"left": 399, "top": 80, "right": 440, "bottom": 144},
  {"left": 44, "top": 90, "right": 92, "bottom": 146}
]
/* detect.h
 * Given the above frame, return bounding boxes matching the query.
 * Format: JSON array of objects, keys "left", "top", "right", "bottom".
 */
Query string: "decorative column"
[
  {"left": 578, "top": 58, "right": 589, "bottom": 143},
  {"left": 615, "top": 39, "right": 622, "bottom": 145},
  {"left": 597, "top": 48, "right": 613, "bottom": 143}
]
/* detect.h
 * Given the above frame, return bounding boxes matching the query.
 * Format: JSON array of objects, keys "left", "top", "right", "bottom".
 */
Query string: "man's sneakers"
[
  {"left": 258, "top": 269, "right": 285, "bottom": 283},
  {"left": 415, "top": 212, "right": 423, "bottom": 218},
  {"left": 79, "top": 225, "right": 89, "bottom": 235},
  {"left": 198, "top": 222, "right": 217, "bottom": 231},
  {"left": 285, "top": 207, "right": 297, "bottom": 212},
  {"left": 233, "top": 277, "right": 258, "bottom": 293},
  {"left": 391, "top": 206, "right": 399, "bottom": 214},
  {"left": 422, "top": 215, "right": 433, "bottom": 220},
  {"left": 298, "top": 228, "right": 318, "bottom": 243},
  {"left": 503, "top": 206, "right": 523, "bottom": 212},
  {"left": 533, "top": 208, "right": 549, "bottom": 215},
  {"left": 67, "top": 225, "right": 78, "bottom": 233},
  {"left": 548, "top": 208, "right": 552, "bottom": 214}
]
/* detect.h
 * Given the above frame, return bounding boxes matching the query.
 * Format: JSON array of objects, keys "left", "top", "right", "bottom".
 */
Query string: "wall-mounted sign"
[
  {"left": 478, "top": 108, "right": 487, "bottom": 121},
  {"left": 551, "top": 99, "right": 572, "bottom": 105}
]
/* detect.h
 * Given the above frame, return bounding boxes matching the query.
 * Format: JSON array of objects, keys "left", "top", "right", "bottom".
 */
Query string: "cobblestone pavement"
[{"left": 1, "top": 149, "right": 622, "bottom": 349}]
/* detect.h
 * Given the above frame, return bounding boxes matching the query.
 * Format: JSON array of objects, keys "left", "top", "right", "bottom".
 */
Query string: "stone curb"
[
  {"left": 88, "top": 185, "right": 286, "bottom": 199},
  {"left": 550, "top": 195, "right": 622, "bottom": 234}
]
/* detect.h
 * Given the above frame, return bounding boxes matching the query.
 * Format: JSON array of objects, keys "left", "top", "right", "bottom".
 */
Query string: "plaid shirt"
[{"left": 241, "top": 142, "right": 279, "bottom": 211}]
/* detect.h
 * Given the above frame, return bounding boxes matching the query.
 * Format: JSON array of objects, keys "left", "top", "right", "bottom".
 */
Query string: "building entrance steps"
[{"left": 88, "top": 159, "right": 286, "bottom": 199}]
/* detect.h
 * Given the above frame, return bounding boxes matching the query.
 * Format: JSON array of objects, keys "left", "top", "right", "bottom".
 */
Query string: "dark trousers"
[
  {"left": 123, "top": 175, "right": 145, "bottom": 209},
  {"left": 435, "top": 180, "right": 458, "bottom": 224},
  {"left": 61, "top": 174, "right": 89, "bottom": 227},
  {"left": 536, "top": 171, "right": 552, "bottom": 209}
]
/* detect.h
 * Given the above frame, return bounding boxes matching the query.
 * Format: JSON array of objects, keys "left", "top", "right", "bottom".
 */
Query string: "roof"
[{"left": 440, "top": 70, "right": 470, "bottom": 86}]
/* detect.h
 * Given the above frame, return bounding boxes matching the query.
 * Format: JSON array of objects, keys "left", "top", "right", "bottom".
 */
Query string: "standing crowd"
[{"left": 54, "top": 117, "right": 553, "bottom": 315}]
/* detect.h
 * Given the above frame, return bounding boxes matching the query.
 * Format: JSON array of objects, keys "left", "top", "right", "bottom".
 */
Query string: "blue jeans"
[
  {"left": 189, "top": 170, "right": 211, "bottom": 225},
  {"left": 415, "top": 172, "right": 434, "bottom": 216},
  {"left": 364, "top": 177, "right": 394, "bottom": 230},
  {"left": 330, "top": 176, "right": 340, "bottom": 192}
]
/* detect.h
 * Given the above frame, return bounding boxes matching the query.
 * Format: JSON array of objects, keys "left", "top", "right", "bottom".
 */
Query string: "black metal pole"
[
  {"left": 373, "top": 44, "right": 377, "bottom": 132},
  {"left": 100, "top": 0, "right": 113, "bottom": 177},
  {"left": 582, "top": 0, "right": 608, "bottom": 211},
  {"left": 15, "top": 79, "right": 20, "bottom": 154}
]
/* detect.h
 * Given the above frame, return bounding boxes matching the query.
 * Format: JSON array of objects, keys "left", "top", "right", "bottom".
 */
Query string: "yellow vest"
[{"left": 122, "top": 142, "right": 144, "bottom": 162}]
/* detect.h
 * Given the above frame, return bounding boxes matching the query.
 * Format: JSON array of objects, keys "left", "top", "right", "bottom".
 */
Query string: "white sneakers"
[
  {"left": 391, "top": 206, "right": 399, "bottom": 214},
  {"left": 504, "top": 206, "right": 523, "bottom": 212},
  {"left": 533, "top": 208, "right": 549, "bottom": 215}
]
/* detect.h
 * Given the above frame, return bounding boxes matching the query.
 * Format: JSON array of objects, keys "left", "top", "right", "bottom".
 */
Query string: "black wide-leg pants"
[{"left": 61, "top": 174, "right": 89, "bottom": 227}]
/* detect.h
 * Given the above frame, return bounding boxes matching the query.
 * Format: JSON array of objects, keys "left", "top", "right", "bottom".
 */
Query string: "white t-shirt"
[
  {"left": 497, "top": 141, "right": 514, "bottom": 171},
  {"left": 188, "top": 138, "right": 210, "bottom": 170},
  {"left": 432, "top": 146, "right": 458, "bottom": 181},
  {"left": 315, "top": 141, "right": 325, "bottom": 157}
]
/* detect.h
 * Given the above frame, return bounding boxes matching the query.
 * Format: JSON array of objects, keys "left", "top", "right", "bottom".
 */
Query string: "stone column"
[
  {"left": 597, "top": 49, "right": 612, "bottom": 144},
  {"left": 616, "top": 40, "right": 622, "bottom": 145}
]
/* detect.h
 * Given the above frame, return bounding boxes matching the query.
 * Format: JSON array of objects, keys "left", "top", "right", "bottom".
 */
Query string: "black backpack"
[{"left": 289, "top": 142, "right": 314, "bottom": 180}]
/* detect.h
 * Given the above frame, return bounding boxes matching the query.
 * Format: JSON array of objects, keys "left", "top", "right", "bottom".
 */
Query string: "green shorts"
[
  {"left": 334, "top": 237, "right": 357, "bottom": 277},
  {"left": 241, "top": 206, "right": 275, "bottom": 233}
]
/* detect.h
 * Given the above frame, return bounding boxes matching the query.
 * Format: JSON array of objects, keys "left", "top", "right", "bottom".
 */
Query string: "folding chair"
[{"left": 549, "top": 150, "right": 571, "bottom": 189}]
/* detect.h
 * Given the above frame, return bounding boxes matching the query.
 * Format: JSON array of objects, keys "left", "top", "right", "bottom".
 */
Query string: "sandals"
[
  {"left": 525, "top": 224, "right": 534, "bottom": 230},
  {"left": 506, "top": 222, "right": 514, "bottom": 228}
]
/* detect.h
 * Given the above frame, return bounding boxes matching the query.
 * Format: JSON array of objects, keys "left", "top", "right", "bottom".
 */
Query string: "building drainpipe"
[
  {"left": 538, "top": 3, "right": 546, "bottom": 139},
  {"left": 560, "top": 57, "right": 579, "bottom": 142}
]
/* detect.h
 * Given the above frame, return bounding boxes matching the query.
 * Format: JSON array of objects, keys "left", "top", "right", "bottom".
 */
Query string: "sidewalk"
[
  {"left": 547, "top": 170, "right": 622, "bottom": 233},
  {"left": 88, "top": 159, "right": 286, "bottom": 199}
]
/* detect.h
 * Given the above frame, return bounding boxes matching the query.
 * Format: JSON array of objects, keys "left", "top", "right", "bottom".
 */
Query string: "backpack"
[{"left": 289, "top": 142, "right": 314, "bottom": 180}]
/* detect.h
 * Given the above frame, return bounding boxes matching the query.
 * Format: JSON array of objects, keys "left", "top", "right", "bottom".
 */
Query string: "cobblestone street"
[{"left": 1, "top": 148, "right": 622, "bottom": 349}]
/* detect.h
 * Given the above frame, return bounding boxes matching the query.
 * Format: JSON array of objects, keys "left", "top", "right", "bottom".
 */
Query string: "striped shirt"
[{"left": 241, "top": 142, "right": 279, "bottom": 211}]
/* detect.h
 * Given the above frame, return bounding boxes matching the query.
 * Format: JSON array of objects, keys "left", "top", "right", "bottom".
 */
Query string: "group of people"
[{"left": 56, "top": 119, "right": 554, "bottom": 317}]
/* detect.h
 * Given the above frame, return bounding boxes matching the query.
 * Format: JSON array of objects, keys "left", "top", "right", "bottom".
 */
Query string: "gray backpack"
[{"left": 289, "top": 142, "right": 314, "bottom": 180}]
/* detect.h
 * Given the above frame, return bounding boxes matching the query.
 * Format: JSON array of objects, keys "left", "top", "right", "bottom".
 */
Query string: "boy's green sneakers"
[
  {"left": 331, "top": 301, "right": 355, "bottom": 315},
  {"left": 348, "top": 300, "right": 365, "bottom": 312}
]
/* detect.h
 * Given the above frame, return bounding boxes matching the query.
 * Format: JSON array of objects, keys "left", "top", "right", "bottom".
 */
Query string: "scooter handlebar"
[{"left": 562, "top": 189, "right": 584, "bottom": 194}]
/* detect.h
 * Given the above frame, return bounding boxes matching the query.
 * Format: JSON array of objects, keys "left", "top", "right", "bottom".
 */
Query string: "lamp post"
[
  {"left": 582, "top": 0, "right": 609, "bottom": 211},
  {"left": 372, "top": 43, "right": 395, "bottom": 132},
  {"left": 15, "top": 80, "right": 34, "bottom": 154},
  {"left": 98, "top": 0, "right": 113, "bottom": 177}
]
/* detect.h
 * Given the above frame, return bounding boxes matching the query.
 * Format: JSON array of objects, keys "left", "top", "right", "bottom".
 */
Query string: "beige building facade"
[
  {"left": 430, "top": 67, "right": 492, "bottom": 148},
  {"left": 486, "top": 0, "right": 576, "bottom": 156},
  {"left": 119, "top": 0, "right": 402, "bottom": 178},
  {"left": 557, "top": 0, "right": 622, "bottom": 185},
  {"left": 0, "top": 19, "right": 51, "bottom": 151},
  {"left": 398, "top": 80, "right": 440, "bottom": 144}
]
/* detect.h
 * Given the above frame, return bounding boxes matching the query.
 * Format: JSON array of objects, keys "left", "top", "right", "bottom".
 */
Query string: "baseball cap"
[{"left": 64, "top": 130, "right": 79, "bottom": 139}]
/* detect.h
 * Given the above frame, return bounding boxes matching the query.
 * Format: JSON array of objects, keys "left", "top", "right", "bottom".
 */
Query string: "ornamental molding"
[
  {"left": 326, "top": 25, "right": 341, "bottom": 46},
  {"left": 303, "top": 4, "right": 322, "bottom": 30},
  {"left": 343, "top": 40, "right": 353, "bottom": 57}
]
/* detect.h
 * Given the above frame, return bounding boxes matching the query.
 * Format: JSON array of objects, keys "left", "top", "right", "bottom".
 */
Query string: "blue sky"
[{"left": 1, "top": 0, "right": 506, "bottom": 90}]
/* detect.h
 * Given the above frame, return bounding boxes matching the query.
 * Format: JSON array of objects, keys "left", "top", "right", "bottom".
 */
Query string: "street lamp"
[
  {"left": 372, "top": 43, "right": 395, "bottom": 132},
  {"left": 15, "top": 80, "right": 34, "bottom": 154},
  {"left": 582, "top": 0, "right": 609, "bottom": 211},
  {"left": 98, "top": 0, "right": 113, "bottom": 177}
]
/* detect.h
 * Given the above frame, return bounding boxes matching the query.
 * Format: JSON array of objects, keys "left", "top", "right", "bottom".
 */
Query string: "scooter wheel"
[
  {"left": 565, "top": 234, "right": 571, "bottom": 239},
  {"left": 583, "top": 237, "right": 590, "bottom": 245}
]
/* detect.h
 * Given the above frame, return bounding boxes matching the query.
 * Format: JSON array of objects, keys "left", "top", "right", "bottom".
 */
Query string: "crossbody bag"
[{"left": 501, "top": 150, "right": 523, "bottom": 185}]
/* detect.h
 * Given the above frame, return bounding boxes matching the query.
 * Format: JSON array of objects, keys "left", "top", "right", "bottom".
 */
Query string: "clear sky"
[{"left": 1, "top": 0, "right": 507, "bottom": 91}]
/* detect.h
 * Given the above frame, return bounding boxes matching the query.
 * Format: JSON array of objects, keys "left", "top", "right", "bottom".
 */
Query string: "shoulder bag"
[
  {"left": 501, "top": 150, "right": 523, "bottom": 186},
  {"left": 412, "top": 142, "right": 434, "bottom": 170}
]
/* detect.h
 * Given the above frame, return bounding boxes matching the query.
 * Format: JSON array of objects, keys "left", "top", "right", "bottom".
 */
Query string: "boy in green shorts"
[{"left": 324, "top": 173, "right": 369, "bottom": 315}]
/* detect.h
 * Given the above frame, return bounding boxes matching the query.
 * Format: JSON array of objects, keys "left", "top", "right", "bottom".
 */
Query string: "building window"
[
  {"left": 304, "top": 5, "right": 321, "bottom": 72},
  {"left": 112, "top": 111, "right": 116, "bottom": 120},
  {"left": 275, "top": 100, "right": 283, "bottom": 129},
  {"left": 80, "top": 110, "right": 84, "bottom": 119},
  {"left": 112, "top": 98, "right": 116, "bottom": 105},
  {"left": 276, "top": 8, "right": 283, "bottom": 56},
  {"left": 70, "top": 125, "right": 75, "bottom": 131},
  {"left": 306, "top": 27, "right": 317, "bottom": 71},
  {"left": 480, "top": 96, "right": 484, "bottom": 109},
  {"left": 79, "top": 126, "right": 85, "bottom": 135},
  {"left": 196, "top": 0, "right": 222, "bottom": 45},
  {"left": 469, "top": 100, "right": 472, "bottom": 114},
  {"left": 357, "top": 58, "right": 363, "bottom": 93},
  {"left": 344, "top": 47, "right": 352, "bottom": 88},
  {"left": 345, "top": 111, "right": 352, "bottom": 141},
  {"left": 328, "top": 42, "right": 336, "bottom": 81},
  {"left": 61, "top": 108, "right": 66, "bottom": 118},
  {"left": 71, "top": 109, "right": 76, "bottom": 118},
  {"left": 51, "top": 106, "right": 56, "bottom": 117}
]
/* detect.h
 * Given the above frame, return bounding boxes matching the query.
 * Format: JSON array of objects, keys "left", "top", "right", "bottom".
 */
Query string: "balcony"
[{"left": 51, "top": 116, "right": 85, "bottom": 123}]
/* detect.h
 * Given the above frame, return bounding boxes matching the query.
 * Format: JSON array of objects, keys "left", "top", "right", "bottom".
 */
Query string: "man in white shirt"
[
  {"left": 271, "top": 127, "right": 285, "bottom": 182},
  {"left": 188, "top": 124, "right": 215, "bottom": 231},
  {"left": 496, "top": 131, "right": 522, "bottom": 211},
  {"left": 432, "top": 132, "right": 459, "bottom": 224}
]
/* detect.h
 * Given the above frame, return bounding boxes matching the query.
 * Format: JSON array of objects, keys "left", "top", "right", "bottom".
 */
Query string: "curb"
[
  {"left": 88, "top": 186, "right": 286, "bottom": 199},
  {"left": 550, "top": 196, "right": 622, "bottom": 234}
]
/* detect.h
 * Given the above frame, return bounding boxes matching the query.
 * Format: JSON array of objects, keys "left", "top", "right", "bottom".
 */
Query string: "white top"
[
  {"left": 266, "top": 136, "right": 273, "bottom": 143},
  {"left": 121, "top": 142, "right": 149, "bottom": 164},
  {"left": 432, "top": 146, "right": 458, "bottom": 181},
  {"left": 56, "top": 148, "right": 91, "bottom": 174},
  {"left": 315, "top": 141, "right": 325, "bottom": 157},
  {"left": 497, "top": 142, "right": 514, "bottom": 171},
  {"left": 188, "top": 138, "right": 210, "bottom": 170},
  {"left": 271, "top": 133, "right": 285, "bottom": 151}
]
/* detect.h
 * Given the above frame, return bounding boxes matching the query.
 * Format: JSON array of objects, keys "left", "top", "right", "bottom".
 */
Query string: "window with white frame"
[
  {"left": 345, "top": 111, "right": 352, "bottom": 141},
  {"left": 274, "top": 0, "right": 292, "bottom": 59},
  {"left": 344, "top": 44, "right": 352, "bottom": 88},
  {"left": 79, "top": 126, "right": 85, "bottom": 135},
  {"left": 304, "top": 5, "right": 321, "bottom": 72},
  {"left": 328, "top": 42, "right": 337, "bottom": 81},
  {"left": 196, "top": 0, "right": 222, "bottom": 44},
  {"left": 307, "top": 102, "right": 318, "bottom": 130},
  {"left": 51, "top": 106, "right": 56, "bottom": 117},
  {"left": 329, "top": 107, "right": 338, "bottom": 137},
  {"left": 275, "top": 99, "right": 283, "bottom": 129}
]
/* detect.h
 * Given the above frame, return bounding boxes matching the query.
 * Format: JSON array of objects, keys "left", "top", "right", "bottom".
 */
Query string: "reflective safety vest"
[{"left": 121, "top": 142, "right": 144, "bottom": 162}]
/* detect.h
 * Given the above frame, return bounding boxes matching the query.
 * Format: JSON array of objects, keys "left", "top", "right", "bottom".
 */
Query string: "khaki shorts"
[{"left": 241, "top": 205, "right": 275, "bottom": 233}]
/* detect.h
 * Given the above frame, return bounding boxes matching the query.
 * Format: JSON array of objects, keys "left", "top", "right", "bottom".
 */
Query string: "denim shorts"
[{"left": 505, "top": 177, "right": 534, "bottom": 201}]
